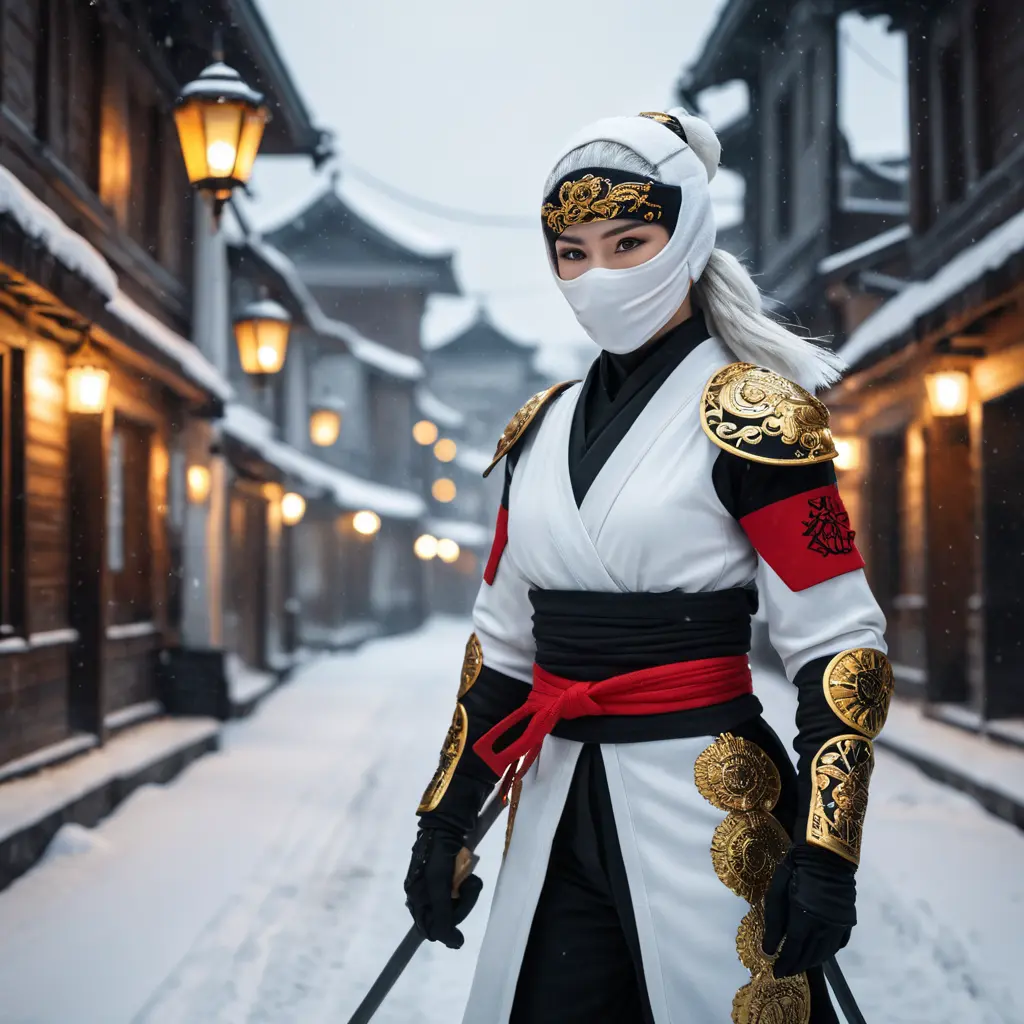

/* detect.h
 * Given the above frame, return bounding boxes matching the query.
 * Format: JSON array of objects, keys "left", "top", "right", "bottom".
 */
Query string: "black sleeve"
[{"left": 711, "top": 450, "right": 837, "bottom": 520}]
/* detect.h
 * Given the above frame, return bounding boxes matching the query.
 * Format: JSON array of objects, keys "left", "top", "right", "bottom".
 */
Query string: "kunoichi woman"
[{"left": 403, "top": 108, "right": 892, "bottom": 1024}]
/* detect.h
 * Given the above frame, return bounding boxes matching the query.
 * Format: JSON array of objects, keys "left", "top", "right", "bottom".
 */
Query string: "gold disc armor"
[
  {"left": 482, "top": 381, "right": 579, "bottom": 478},
  {"left": 807, "top": 648, "right": 893, "bottom": 864},
  {"left": 694, "top": 734, "right": 812, "bottom": 1023},
  {"left": 417, "top": 634, "right": 484, "bottom": 814}
]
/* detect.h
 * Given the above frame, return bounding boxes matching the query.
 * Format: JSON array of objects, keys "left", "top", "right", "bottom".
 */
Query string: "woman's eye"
[
  {"left": 557, "top": 248, "right": 585, "bottom": 261},
  {"left": 616, "top": 237, "right": 644, "bottom": 252}
]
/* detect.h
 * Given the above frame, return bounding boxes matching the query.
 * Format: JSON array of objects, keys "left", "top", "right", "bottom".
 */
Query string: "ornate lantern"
[
  {"left": 309, "top": 396, "right": 345, "bottom": 447},
  {"left": 281, "top": 492, "right": 306, "bottom": 526},
  {"left": 233, "top": 297, "right": 291, "bottom": 376},
  {"left": 173, "top": 61, "right": 268, "bottom": 220},
  {"left": 66, "top": 335, "right": 110, "bottom": 415}
]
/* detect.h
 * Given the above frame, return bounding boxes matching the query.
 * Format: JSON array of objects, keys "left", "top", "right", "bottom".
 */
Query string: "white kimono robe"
[{"left": 463, "top": 337, "right": 885, "bottom": 1024}]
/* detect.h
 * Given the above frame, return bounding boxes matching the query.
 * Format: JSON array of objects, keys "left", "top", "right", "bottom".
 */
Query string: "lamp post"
[{"left": 173, "top": 55, "right": 269, "bottom": 223}]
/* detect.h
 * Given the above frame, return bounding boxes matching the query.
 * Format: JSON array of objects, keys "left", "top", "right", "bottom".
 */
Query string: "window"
[
  {"left": 776, "top": 88, "right": 794, "bottom": 239},
  {"left": 108, "top": 418, "right": 153, "bottom": 624},
  {"left": 0, "top": 345, "right": 26, "bottom": 634}
]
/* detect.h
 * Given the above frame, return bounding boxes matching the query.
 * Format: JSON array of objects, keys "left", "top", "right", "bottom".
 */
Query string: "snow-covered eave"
[
  {"left": 0, "top": 163, "right": 232, "bottom": 404},
  {"left": 415, "top": 386, "right": 464, "bottom": 429},
  {"left": 240, "top": 237, "right": 425, "bottom": 382},
  {"left": 220, "top": 403, "right": 425, "bottom": 520},
  {"left": 819, "top": 224, "right": 911, "bottom": 278},
  {"left": 424, "top": 517, "right": 491, "bottom": 549},
  {"left": 841, "top": 209, "right": 1024, "bottom": 371}
]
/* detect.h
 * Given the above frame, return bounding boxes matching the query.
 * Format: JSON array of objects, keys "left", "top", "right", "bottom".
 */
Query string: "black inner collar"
[{"left": 568, "top": 311, "right": 710, "bottom": 508}]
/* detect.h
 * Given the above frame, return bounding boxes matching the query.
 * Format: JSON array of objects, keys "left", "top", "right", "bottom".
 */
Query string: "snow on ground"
[{"left": 0, "top": 619, "right": 1020, "bottom": 1024}]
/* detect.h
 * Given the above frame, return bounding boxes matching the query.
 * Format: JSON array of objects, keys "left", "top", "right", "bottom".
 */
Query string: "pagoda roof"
[
  {"left": 428, "top": 310, "right": 537, "bottom": 359},
  {"left": 263, "top": 187, "right": 460, "bottom": 295}
]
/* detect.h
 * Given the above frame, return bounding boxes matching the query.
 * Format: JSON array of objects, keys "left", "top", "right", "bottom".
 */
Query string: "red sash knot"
[{"left": 473, "top": 655, "right": 753, "bottom": 781}]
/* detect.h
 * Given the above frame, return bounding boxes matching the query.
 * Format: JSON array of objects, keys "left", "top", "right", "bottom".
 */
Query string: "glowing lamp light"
[
  {"left": 186, "top": 465, "right": 212, "bottom": 503},
  {"left": 437, "top": 538, "right": 461, "bottom": 563},
  {"left": 833, "top": 437, "right": 861, "bottom": 473},
  {"left": 352, "top": 510, "right": 381, "bottom": 536},
  {"left": 173, "top": 62, "right": 268, "bottom": 219},
  {"left": 281, "top": 492, "right": 306, "bottom": 526},
  {"left": 309, "top": 405, "right": 343, "bottom": 447},
  {"left": 414, "top": 534, "right": 439, "bottom": 560},
  {"left": 66, "top": 364, "right": 110, "bottom": 414},
  {"left": 925, "top": 371, "right": 970, "bottom": 417},
  {"left": 233, "top": 298, "right": 291, "bottom": 376},
  {"left": 413, "top": 420, "right": 439, "bottom": 446},
  {"left": 433, "top": 438, "right": 457, "bottom": 463},
  {"left": 432, "top": 478, "right": 456, "bottom": 503}
]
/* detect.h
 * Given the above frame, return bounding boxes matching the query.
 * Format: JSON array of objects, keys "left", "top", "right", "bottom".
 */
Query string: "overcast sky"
[{"left": 246, "top": 1, "right": 907, "bottom": 370}]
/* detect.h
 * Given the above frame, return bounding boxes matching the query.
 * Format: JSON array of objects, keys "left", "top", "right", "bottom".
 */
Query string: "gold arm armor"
[
  {"left": 823, "top": 648, "right": 894, "bottom": 739},
  {"left": 417, "top": 635, "right": 484, "bottom": 813},
  {"left": 694, "top": 734, "right": 812, "bottom": 1023},
  {"left": 482, "top": 380, "right": 579, "bottom": 478},
  {"left": 700, "top": 362, "right": 837, "bottom": 466},
  {"left": 807, "top": 734, "right": 875, "bottom": 865}
]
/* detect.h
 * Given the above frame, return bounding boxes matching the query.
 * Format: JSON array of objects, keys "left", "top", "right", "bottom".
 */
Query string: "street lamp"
[
  {"left": 414, "top": 534, "right": 439, "bottom": 560},
  {"left": 925, "top": 370, "right": 970, "bottom": 417},
  {"left": 66, "top": 335, "right": 110, "bottom": 415},
  {"left": 833, "top": 437, "right": 861, "bottom": 472},
  {"left": 432, "top": 478, "right": 456, "bottom": 503},
  {"left": 309, "top": 396, "right": 345, "bottom": 447},
  {"left": 186, "top": 465, "right": 212, "bottom": 503},
  {"left": 413, "top": 420, "right": 439, "bottom": 446},
  {"left": 352, "top": 510, "right": 381, "bottom": 536},
  {"left": 233, "top": 297, "right": 291, "bottom": 376},
  {"left": 437, "top": 538, "right": 461, "bottom": 563},
  {"left": 173, "top": 60, "right": 269, "bottom": 221},
  {"left": 434, "top": 438, "right": 457, "bottom": 463},
  {"left": 281, "top": 492, "right": 306, "bottom": 526}
]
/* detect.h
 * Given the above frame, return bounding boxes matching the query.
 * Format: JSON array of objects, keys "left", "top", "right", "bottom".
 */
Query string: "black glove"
[
  {"left": 762, "top": 844, "right": 856, "bottom": 978},
  {"left": 405, "top": 773, "right": 491, "bottom": 949},
  {"left": 404, "top": 824, "right": 484, "bottom": 949}
]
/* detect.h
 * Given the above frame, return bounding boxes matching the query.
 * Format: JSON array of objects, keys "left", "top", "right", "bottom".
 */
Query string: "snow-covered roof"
[
  {"left": 339, "top": 183, "right": 454, "bottom": 259},
  {"left": 220, "top": 403, "right": 425, "bottom": 520},
  {"left": 842, "top": 208, "right": 1024, "bottom": 368},
  {"left": 0, "top": 165, "right": 116, "bottom": 298},
  {"left": 454, "top": 446, "right": 493, "bottom": 476},
  {"left": 0, "top": 163, "right": 231, "bottom": 402},
  {"left": 107, "top": 291, "right": 233, "bottom": 402},
  {"left": 248, "top": 237, "right": 425, "bottom": 381},
  {"left": 424, "top": 518, "right": 491, "bottom": 548},
  {"left": 818, "top": 224, "right": 911, "bottom": 277},
  {"left": 415, "top": 386, "right": 464, "bottom": 429}
]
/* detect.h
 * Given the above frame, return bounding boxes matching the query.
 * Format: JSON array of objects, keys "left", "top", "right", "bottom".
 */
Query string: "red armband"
[
  {"left": 739, "top": 485, "right": 865, "bottom": 592},
  {"left": 483, "top": 505, "right": 509, "bottom": 585}
]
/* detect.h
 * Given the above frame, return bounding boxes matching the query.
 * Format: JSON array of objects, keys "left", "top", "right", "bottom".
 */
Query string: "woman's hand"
[{"left": 762, "top": 845, "right": 857, "bottom": 978}]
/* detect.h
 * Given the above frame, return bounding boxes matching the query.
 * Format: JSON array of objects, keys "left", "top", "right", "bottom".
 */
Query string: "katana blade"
[{"left": 824, "top": 955, "right": 868, "bottom": 1024}]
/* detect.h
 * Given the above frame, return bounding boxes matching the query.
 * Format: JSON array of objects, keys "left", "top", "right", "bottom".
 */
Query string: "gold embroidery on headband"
[{"left": 541, "top": 174, "right": 663, "bottom": 235}]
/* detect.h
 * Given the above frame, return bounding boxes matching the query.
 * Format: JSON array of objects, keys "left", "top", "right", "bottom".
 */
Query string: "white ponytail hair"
[{"left": 543, "top": 117, "right": 845, "bottom": 392}]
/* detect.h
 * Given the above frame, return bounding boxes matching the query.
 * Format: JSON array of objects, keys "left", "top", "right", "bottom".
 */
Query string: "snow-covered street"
[{"left": 0, "top": 617, "right": 1021, "bottom": 1024}]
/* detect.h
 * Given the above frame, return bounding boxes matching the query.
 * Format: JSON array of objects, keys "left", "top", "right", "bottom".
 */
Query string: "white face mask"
[{"left": 553, "top": 219, "right": 700, "bottom": 355}]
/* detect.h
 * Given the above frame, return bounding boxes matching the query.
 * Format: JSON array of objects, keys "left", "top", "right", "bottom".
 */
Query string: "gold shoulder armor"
[
  {"left": 700, "top": 362, "right": 837, "bottom": 466},
  {"left": 482, "top": 380, "right": 579, "bottom": 478}
]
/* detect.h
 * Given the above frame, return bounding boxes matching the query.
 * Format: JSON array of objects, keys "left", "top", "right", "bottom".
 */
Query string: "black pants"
[{"left": 509, "top": 735, "right": 839, "bottom": 1024}]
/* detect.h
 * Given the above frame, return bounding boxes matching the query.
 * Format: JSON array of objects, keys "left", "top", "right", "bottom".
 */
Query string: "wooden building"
[
  {"left": 0, "top": 0, "right": 323, "bottom": 772},
  {"left": 684, "top": 0, "right": 1024, "bottom": 724}
]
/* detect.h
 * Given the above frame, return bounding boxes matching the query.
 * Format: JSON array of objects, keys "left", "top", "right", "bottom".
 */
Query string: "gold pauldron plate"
[
  {"left": 700, "top": 362, "right": 837, "bottom": 466},
  {"left": 482, "top": 380, "right": 578, "bottom": 477},
  {"left": 823, "top": 648, "right": 894, "bottom": 739},
  {"left": 417, "top": 703, "right": 469, "bottom": 814},
  {"left": 807, "top": 734, "right": 875, "bottom": 865},
  {"left": 457, "top": 633, "right": 483, "bottom": 699}
]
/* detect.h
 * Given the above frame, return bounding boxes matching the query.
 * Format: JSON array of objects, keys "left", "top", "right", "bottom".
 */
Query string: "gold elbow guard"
[
  {"left": 417, "top": 635, "right": 484, "bottom": 814},
  {"left": 823, "top": 648, "right": 893, "bottom": 739}
]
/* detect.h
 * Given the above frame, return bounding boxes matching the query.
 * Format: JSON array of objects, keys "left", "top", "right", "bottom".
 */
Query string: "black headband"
[{"left": 540, "top": 167, "right": 682, "bottom": 246}]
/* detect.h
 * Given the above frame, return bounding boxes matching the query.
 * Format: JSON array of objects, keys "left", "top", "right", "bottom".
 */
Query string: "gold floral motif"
[
  {"left": 732, "top": 973, "right": 812, "bottom": 1024},
  {"left": 417, "top": 704, "right": 469, "bottom": 814},
  {"left": 696, "top": 734, "right": 809, "bottom": 1021},
  {"left": 503, "top": 771, "right": 524, "bottom": 859},
  {"left": 457, "top": 633, "right": 484, "bottom": 699},
  {"left": 807, "top": 734, "right": 875, "bottom": 865},
  {"left": 736, "top": 904, "right": 774, "bottom": 974},
  {"left": 700, "top": 363, "right": 837, "bottom": 466},
  {"left": 823, "top": 649, "right": 894, "bottom": 739},
  {"left": 711, "top": 809, "right": 790, "bottom": 902},
  {"left": 483, "top": 381, "right": 578, "bottom": 478},
  {"left": 694, "top": 733, "right": 783, "bottom": 813},
  {"left": 541, "top": 174, "right": 663, "bottom": 236}
]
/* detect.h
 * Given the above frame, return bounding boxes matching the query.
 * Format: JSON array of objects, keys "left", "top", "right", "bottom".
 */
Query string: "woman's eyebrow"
[{"left": 557, "top": 222, "right": 649, "bottom": 246}]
